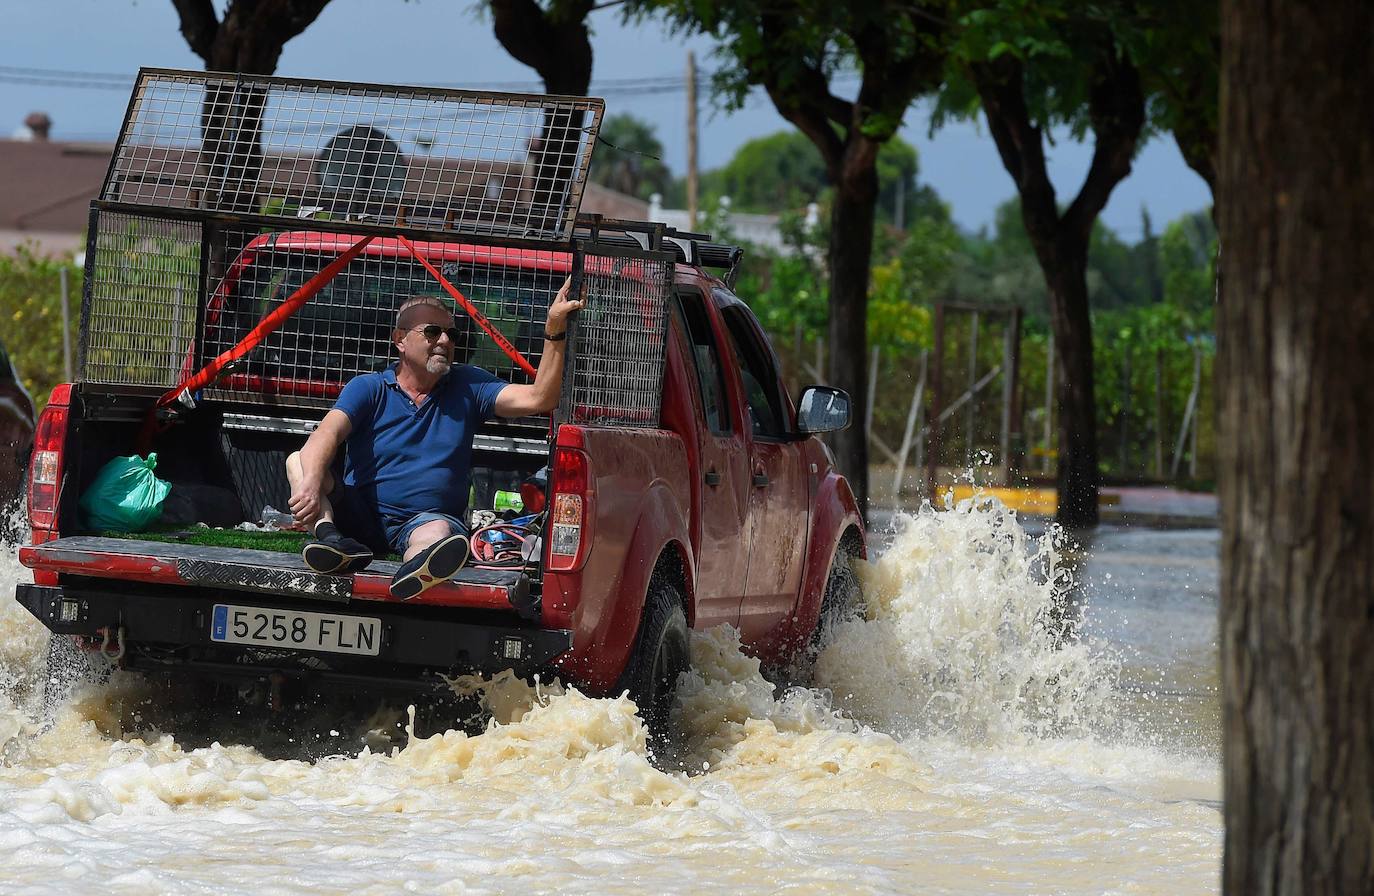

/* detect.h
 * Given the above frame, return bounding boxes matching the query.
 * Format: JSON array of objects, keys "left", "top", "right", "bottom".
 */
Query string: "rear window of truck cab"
[{"left": 206, "top": 250, "right": 560, "bottom": 390}]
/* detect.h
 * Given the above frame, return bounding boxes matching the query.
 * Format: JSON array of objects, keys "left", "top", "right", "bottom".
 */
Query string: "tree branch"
[
  {"left": 490, "top": 0, "right": 594, "bottom": 94},
  {"left": 851, "top": 7, "right": 946, "bottom": 140},
  {"left": 753, "top": 11, "right": 847, "bottom": 171},
  {"left": 971, "top": 57, "right": 1058, "bottom": 231},
  {"left": 1167, "top": 54, "right": 1217, "bottom": 192},
  {"left": 1063, "top": 46, "right": 1145, "bottom": 243},
  {"left": 252, "top": 0, "right": 336, "bottom": 46},
  {"left": 177, "top": 0, "right": 334, "bottom": 73},
  {"left": 171, "top": 0, "right": 220, "bottom": 63}
]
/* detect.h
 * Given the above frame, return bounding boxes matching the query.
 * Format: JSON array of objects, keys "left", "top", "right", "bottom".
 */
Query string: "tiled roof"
[
  {"left": 0, "top": 140, "right": 111, "bottom": 234},
  {"left": 0, "top": 138, "right": 647, "bottom": 252}
]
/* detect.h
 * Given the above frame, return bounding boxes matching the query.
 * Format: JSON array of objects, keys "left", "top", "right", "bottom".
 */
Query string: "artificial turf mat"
[
  {"left": 91, "top": 526, "right": 404, "bottom": 561},
  {"left": 94, "top": 527, "right": 311, "bottom": 554}
]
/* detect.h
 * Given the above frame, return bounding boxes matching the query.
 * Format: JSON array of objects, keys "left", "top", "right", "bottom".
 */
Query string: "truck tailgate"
[{"left": 20, "top": 536, "right": 532, "bottom": 613}]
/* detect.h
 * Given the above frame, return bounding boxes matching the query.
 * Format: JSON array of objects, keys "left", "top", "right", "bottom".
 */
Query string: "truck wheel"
[
  {"left": 619, "top": 576, "right": 690, "bottom": 742},
  {"left": 792, "top": 540, "right": 863, "bottom": 683},
  {"left": 818, "top": 546, "right": 863, "bottom": 640}
]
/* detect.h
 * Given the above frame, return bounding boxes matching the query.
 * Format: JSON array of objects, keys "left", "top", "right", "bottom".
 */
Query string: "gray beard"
[{"left": 425, "top": 356, "right": 453, "bottom": 376}]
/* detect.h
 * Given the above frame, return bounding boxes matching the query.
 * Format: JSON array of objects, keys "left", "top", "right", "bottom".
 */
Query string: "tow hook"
[{"left": 98, "top": 625, "right": 126, "bottom": 661}]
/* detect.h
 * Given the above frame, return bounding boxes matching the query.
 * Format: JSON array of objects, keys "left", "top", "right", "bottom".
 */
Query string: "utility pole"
[{"left": 686, "top": 51, "right": 699, "bottom": 230}]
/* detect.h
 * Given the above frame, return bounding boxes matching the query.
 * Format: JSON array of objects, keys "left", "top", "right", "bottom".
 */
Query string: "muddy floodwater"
[{"left": 0, "top": 500, "right": 1221, "bottom": 894}]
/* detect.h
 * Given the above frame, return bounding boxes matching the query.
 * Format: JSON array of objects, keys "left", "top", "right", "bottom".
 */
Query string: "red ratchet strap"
[
  {"left": 156, "top": 234, "right": 377, "bottom": 411},
  {"left": 396, "top": 235, "right": 536, "bottom": 378}
]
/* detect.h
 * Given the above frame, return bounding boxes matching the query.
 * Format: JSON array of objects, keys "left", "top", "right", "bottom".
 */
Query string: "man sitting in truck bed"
[{"left": 285, "top": 278, "right": 583, "bottom": 599}]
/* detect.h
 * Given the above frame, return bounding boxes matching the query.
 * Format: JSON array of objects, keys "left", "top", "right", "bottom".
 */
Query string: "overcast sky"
[{"left": 1, "top": 0, "right": 1211, "bottom": 239}]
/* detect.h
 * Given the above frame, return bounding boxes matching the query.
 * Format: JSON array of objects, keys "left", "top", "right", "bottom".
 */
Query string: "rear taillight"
[
  {"left": 27, "top": 385, "right": 72, "bottom": 533},
  {"left": 549, "top": 446, "right": 591, "bottom": 570}
]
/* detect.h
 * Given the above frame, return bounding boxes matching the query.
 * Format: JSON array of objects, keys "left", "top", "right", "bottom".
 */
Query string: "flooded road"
[{"left": 0, "top": 500, "right": 1221, "bottom": 894}]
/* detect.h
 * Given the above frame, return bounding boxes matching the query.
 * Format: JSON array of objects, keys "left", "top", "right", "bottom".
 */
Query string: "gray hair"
[{"left": 395, "top": 295, "right": 450, "bottom": 330}]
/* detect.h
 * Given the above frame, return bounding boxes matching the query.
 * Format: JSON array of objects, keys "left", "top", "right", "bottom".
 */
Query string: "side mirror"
[{"left": 796, "top": 385, "right": 851, "bottom": 434}]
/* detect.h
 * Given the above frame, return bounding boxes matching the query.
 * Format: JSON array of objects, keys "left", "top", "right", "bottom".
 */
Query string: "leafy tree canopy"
[
  {"left": 587, "top": 113, "right": 672, "bottom": 200},
  {"left": 932, "top": 0, "right": 1215, "bottom": 187},
  {"left": 701, "top": 131, "right": 921, "bottom": 222}
]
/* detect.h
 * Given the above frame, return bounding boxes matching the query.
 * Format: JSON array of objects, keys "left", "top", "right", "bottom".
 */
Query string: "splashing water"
[
  {"left": 819, "top": 495, "right": 1120, "bottom": 743},
  {"left": 0, "top": 495, "right": 1220, "bottom": 894}
]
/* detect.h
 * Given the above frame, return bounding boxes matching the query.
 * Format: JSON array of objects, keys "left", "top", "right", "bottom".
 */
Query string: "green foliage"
[
  {"left": 702, "top": 130, "right": 921, "bottom": 223},
  {"left": 81, "top": 223, "right": 200, "bottom": 390},
  {"left": 1093, "top": 298, "right": 1213, "bottom": 479},
  {"left": 1158, "top": 210, "right": 1216, "bottom": 313},
  {"left": 704, "top": 132, "right": 828, "bottom": 213},
  {"left": 587, "top": 113, "right": 672, "bottom": 200},
  {"left": 100, "top": 525, "right": 313, "bottom": 555},
  {"left": 867, "top": 213, "right": 960, "bottom": 351},
  {"left": 0, "top": 246, "right": 81, "bottom": 413},
  {"left": 937, "top": 1, "right": 1146, "bottom": 138},
  {"left": 720, "top": 190, "right": 1216, "bottom": 482},
  {"left": 947, "top": 198, "right": 1202, "bottom": 316},
  {"left": 727, "top": 211, "right": 829, "bottom": 344}
]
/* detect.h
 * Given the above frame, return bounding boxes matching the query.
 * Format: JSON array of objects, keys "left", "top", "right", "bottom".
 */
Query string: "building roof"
[
  {"left": 0, "top": 140, "right": 111, "bottom": 253},
  {"left": 0, "top": 137, "right": 648, "bottom": 256}
]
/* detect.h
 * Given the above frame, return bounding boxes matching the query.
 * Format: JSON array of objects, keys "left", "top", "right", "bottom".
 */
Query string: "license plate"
[{"left": 210, "top": 604, "right": 381, "bottom": 657}]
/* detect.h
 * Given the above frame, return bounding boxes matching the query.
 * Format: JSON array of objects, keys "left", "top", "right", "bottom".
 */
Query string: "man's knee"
[
  {"left": 286, "top": 452, "right": 333, "bottom": 492},
  {"left": 405, "top": 519, "right": 454, "bottom": 556}
]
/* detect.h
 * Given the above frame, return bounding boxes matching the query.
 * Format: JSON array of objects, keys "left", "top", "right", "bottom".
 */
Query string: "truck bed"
[{"left": 21, "top": 535, "right": 533, "bottom": 614}]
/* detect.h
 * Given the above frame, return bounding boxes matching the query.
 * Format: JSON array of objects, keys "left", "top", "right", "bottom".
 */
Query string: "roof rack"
[{"left": 574, "top": 214, "right": 744, "bottom": 288}]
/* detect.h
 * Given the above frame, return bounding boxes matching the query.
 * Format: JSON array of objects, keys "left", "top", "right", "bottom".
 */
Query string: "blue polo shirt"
[{"left": 334, "top": 365, "right": 508, "bottom": 522}]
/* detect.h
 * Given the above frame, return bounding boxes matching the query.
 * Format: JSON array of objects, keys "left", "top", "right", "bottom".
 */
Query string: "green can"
[{"left": 493, "top": 489, "right": 523, "bottom": 513}]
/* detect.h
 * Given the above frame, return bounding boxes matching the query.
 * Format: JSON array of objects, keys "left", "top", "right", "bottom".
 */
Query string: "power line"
[
  {"left": 0, "top": 64, "right": 133, "bottom": 82},
  {"left": 0, "top": 64, "right": 694, "bottom": 95},
  {"left": 0, "top": 63, "right": 861, "bottom": 98}
]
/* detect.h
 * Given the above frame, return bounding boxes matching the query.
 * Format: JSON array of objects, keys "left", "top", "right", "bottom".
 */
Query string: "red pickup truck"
[{"left": 15, "top": 228, "right": 865, "bottom": 730}]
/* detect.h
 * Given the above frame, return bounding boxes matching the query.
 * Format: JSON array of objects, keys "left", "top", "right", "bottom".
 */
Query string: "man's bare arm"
[{"left": 495, "top": 277, "right": 585, "bottom": 418}]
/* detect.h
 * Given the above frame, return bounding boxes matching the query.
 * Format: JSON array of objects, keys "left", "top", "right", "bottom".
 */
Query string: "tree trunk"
[
  {"left": 1040, "top": 243, "right": 1100, "bottom": 528},
  {"left": 1218, "top": 2, "right": 1374, "bottom": 893},
  {"left": 489, "top": 0, "right": 594, "bottom": 234},
  {"left": 974, "top": 49, "right": 1140, "bottom": 529},
  {"left": 827, "top": 139, "right": 880, "bottom": 514},
  {"left": 172, "top": 0, "right": 334, "bottom": 275}
]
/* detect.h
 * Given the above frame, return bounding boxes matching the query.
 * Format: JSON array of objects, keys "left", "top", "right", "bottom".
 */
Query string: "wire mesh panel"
[
  {"left": 82, "top": 210, "right": 200, "bottom": 389},
  {"left": 198, "top": 229, "right": 569, "bottom": 423},
  {"left": 103, "top": 68, "right": 603, "bottom": 242},
  {"left": 566, "top": 245, "right": 674, "bottom": 428}
]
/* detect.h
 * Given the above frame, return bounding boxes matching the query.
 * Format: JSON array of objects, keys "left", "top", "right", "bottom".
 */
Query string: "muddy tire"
[
  {"left": 818, "top": 545, "right": 863, "bottom": 640},
  {"left": 618, "top": 575, "right": 690, "bottom": 743},
  {"left": 791, "top": 536, "right": 864, "bottom": 683}
]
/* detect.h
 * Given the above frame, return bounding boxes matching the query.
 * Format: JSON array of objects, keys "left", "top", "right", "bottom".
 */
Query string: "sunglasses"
[{"left": 409, "top": 324, "right": 463, "bottom": 343}]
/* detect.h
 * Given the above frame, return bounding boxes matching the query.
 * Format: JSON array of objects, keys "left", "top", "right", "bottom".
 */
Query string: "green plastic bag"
[{"left": 79, "top": 453, "right": 172, "bottom": 532}]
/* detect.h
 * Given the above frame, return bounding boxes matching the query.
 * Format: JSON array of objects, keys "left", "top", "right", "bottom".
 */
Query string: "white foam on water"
[
  {"left": 1, "top": 504, "right": 47, "bottom": 744},
  {"left": 0, "top": 496, "right": 1220, "bottom": 894},
  {"left": 818, "top": 495, "right": 1120, "bottom": 744}
]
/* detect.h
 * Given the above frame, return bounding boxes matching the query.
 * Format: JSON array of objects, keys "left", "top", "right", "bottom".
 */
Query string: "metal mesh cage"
[
  {"left": 81, "top": 211, "right": 201, "bottom": 389},
  {"left": 102, "top": 69, "right": 603, "bottom": 242},
  {"left": 79, "top": 71, "right": 677, "bottom": 431},
  {"left": 565, "top": 245, "right": 674, "bottom": 428},
  {"left": 197, "top": 229, "right": 568, "bottom": 419},
  {"left": 78, "top": 211, "right": 677, "bottom": 434}
]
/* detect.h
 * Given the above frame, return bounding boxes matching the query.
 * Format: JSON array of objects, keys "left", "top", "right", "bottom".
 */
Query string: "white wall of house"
[{"left": 647, "top": 194, "right": 819, "bottom": 256}]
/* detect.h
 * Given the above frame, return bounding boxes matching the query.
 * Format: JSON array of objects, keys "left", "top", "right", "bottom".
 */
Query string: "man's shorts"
[{"left": 330, "top": 481, "right": 467, "bottom": 557}]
